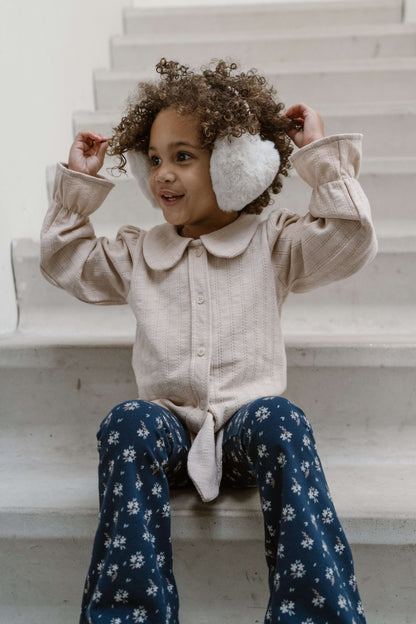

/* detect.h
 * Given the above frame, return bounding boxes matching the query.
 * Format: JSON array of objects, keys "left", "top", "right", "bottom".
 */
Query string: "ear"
[
  {"left": 210, "top": 133, "right": 280, "bottom": 213},
  {"left": 126, "top": 150, "right": 160, "bottom": 209}
]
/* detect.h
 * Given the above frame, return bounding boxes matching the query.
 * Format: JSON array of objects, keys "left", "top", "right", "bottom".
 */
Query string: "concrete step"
[
  {"left": 47, "top": 156, "right": 416, "bottom": 229},
  {"left": 12, "top": 226, "right": 416, "bottom": 337},
  {"left": 1, "top": 336, "right": 415, "bottom": 623},
  {"left": 111, "top": 24, "right": 416, "bottom": 71},
  {"left": 72, "top": 101, "right": 416, "bottom": 159},
  {"left": 93, "top": 58, "right": 416, "bottom": 111},
  {"left": 123, "top": 1, "right": 403, "bottom": 37}
]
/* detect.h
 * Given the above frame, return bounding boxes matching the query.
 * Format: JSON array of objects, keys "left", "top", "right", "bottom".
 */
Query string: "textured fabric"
[
  {"left": 80, "top": 398, "right": 366, "bottom": 624},
  {"left": 40, "top": 134, "right": 378, "bottom": 502}
]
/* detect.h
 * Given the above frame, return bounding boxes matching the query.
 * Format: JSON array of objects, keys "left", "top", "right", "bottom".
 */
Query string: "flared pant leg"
[
  {"left": 222, "top": 396, "right": 366, "bottom": 624},
  {"left": 80, "top": 400, "right": 190, "bottom": 624}
]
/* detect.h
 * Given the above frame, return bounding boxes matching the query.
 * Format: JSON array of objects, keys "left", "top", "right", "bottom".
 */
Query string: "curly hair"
[{"left": 108, "top": 58, "right": 294, "bottom": 214}]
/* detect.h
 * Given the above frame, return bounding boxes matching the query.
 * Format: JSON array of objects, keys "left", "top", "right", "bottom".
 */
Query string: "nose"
[{"left": 155, "top": 163, "right": 176, "bottom": 183}]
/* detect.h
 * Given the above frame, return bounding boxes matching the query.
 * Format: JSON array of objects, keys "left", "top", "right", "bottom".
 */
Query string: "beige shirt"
[{"left": 41, "top": 134, "right": 378, "bottom": 502}]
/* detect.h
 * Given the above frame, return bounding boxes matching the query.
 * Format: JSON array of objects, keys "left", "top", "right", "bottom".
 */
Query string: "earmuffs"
[{"left": 127, "top": 131, "right": 280, "bottom": 213}]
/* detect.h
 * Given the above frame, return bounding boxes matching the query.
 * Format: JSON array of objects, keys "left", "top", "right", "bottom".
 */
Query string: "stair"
[{"left": 2, "top": 1, "right": 416, "bottom": 623}]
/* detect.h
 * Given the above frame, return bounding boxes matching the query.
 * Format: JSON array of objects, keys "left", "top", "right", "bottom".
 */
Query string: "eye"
[
  {"left": 149, "top": 155, "right": 161, "bottom": 166},
  {"left": 177, "top": 152, "right": 191, "bottom": 162}
]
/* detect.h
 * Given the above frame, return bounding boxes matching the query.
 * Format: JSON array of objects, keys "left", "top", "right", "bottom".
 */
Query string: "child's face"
[{"left": 148, "top": 108, "right": 238, "bottom": 238}]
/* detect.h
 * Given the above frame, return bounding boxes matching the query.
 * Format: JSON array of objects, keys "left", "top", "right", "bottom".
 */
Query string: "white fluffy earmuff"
[
  {"left": 209, "top": 133, "right": 280, "bottom": 213},
  {"left": 126, "top": 149, "right": 159, "bottom": 209},
  {"left": 126, "top": 131, "right": 280, "bottom": 213}
]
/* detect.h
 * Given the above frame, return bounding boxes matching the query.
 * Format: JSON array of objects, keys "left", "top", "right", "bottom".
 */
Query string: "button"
[
  {"left": 197, "top": 347, "right": 205, "bottom": 357},
  {"left": 197, "top": 295, "right": 205, "bottom": 304},
  {"left": 194, "top": 247, "right": 203, "bottom": 257}
]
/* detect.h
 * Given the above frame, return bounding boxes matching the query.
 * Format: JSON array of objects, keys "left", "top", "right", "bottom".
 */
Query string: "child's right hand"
[{"left": 68, "top": 131, "right": 109, "bottom": 177}]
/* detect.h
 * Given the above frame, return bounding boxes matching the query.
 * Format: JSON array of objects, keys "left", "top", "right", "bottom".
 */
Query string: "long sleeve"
[
  {"left": 40, "top": 163, "right": 143, "bottom": 305},
  {"left": 268, "top": 134, "right": 378, "bottom": 293}
]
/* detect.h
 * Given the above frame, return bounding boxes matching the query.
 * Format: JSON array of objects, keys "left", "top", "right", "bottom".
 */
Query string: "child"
[{"left": 40, "top": 59, "right": 377, "bottom": 624}]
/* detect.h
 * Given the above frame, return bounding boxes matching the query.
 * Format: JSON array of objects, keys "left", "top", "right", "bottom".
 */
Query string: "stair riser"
[
  {"left": 14, "top": 239, "right": 416, "bottom": 333},
  {"left": 2, "top": 536, "right": 414, "bottom": 624},
  {"left": 72, "top": 109, "right": 416, "bottom": 159},
  {"left": 94, "top": 66, "right": 416, "bottom": 110},
  {"left": 50, "top": 166, "right": 415, "bottom": 229},
  {"left": 1, "top": 353, "right": 415, "bottom": 449},
  {"left": 111, "top": 31, "right": 416, "bottom": 71},
  {"left": 123, "top": 3, "right": 402, "bottom": 36}
]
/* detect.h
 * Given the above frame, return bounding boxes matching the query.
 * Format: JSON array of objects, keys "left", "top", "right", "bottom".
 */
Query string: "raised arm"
[
  {"left": 269, "top": 106, "right": 378, "bottom": 293},
  {"left": 40, "top": 132, "right": 141, "bottom": 305}
]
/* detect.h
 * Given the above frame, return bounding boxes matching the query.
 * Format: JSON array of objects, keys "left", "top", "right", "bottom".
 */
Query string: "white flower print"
[
  {"left": 257, "top": 444, "right": 269, "bottom": 458},
  {"left": 97, "top": 559, "right": 105, "bottom": 573},
  {"left": 312, "top": 589, "right": 325, "bottom": 608},
  {"left": 282, "top": 504, "right": 296, "bottom": 522},
  {"left": 255, "top": 406, "right": 270, "bottom": 422},
  {"left": 262, "top": 497, "right": 272, "bottom": 512},
  {"left": 107, "top": 563, "right": 119, "bottom": 581},
  {"left": 302, "top": 434, "right": 312, "bottom": 449},
  {"left": 143, "top": 528, "right": 156, "bottom": 544},
  {"left": 115, "top": 589, "right": 129, "bottom": 603},
  {"left": 314, "top": 456, "right": 322, "bottom": 472},
  {"left": 322, "top": 508, "right": 334, "bottom": 524},
  {"left": 277, "top": 452, "right": 286, "bottom": 467},
  {"left": 349, "top": 574, "right": 357, "bottom": 591},
  {"left": 301, "top": 532, "right": 314, "bottom": 550},
  {"left": 146, "top": 579, "right": 158, "bottom": 597},
  {"left": 265, "top": 471, "right": 275, "bottom": 487},
  {"left": 156, "top": 552, "right": 166, "bottom": 567},
  {"left": 338, "top": 595, "right": 348, "bottom": 610},
  {"left": 325, "top": 567, "right": 335, "bottom": 585},
  {"left": 290, "top": 560, "right": 306, "bottom": 579},
  {"left": 123, "top": 401, "right": 140, "bottom": 411},
  {"left": 108, "top": 459, "right": 115, "bottom": 475},
  {"left": 274, "top": 572, "right": 280, "bottom": 590},
  {"left": 161, "top": 503, "right": 170, "bottom": 518},
  {"left": 167, "top": 580, "right": 174, "bottom": 594},
  {"left": 290, "top": 410, "right": 301, "bottom": 425},
  {"left": 113, "top": 534, "right": 127, "bottom": 550},
  {"left": 301, "top": 619, "right": 316, "bottom": 624},
  {"left": 133, "top": 606, "right": 147, "bottom": 623},
  {"left": 137, "top": 420, "right": 150, "bottom": 439},
  {"left": 280, "top": 599, "right": 295, "bottom": 615},
  {"left": 291, "top": 477, "right": 302, "bottom": 495},
  {"left": 334, "top": 536, "right": 346, "bottom": 554},
  {"left": 279, "top": 426, "right": 293, "bottom": 442},
  {"left": 156, "top": 438, "right": 165, "bottom": 450},
  {"left": 108, "top": 431, "right": 120, "bottom": 445},
  {"left": 135, "top": 473, "right": 143, "bottom": 490},
  {"left": 92, "top": 589, "right": 102, "bottom": 602},
  {"left": 113, "top": 482, "right": 123, "bottom": 497},
  {"left": 130, "top": 551, "right": 145, "bottom": 569},
  {"left": 104, "top": 533, "right": 112, "bottom": 549},
  {"left": 357, "top": 601, "right": 365, "bottom": 615},
  {"left": 123, "top": 446, "right": 136, "bottom": 463},
  {"left": 152, "top": 484, "right": 162, "bottom": 498},
  {"left": 144, "top": 509, "right": 153, "bottom": 523},
  {"left": 127, "top": 498, "right": 140, "bottom": 515},
  {"left": 110, "top": 618, "right": 122, "bottom": 624},
  {"left": 308, "top": 487, "right": 319, "bottom": 503},
  {"left": 300, "top": 461, "right": 310, "bottom": 478}
]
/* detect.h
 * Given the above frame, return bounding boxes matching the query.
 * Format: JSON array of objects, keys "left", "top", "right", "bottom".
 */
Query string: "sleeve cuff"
[
  {"left": 53, "top": 162, "right": 115, "bottom": 216},
  {"left": 289, "top": 134, "right": 363, "bottom": 188}
]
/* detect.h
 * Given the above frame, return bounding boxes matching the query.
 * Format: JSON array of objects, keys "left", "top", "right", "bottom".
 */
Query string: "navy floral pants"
[{"left": 80, "top": 397, "right": 366, "bottom": 624}]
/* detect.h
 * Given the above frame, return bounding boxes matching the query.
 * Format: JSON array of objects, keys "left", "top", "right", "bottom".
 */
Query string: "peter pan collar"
[{"left": 143, "top": 213, "right": 262, "bottom": 270}]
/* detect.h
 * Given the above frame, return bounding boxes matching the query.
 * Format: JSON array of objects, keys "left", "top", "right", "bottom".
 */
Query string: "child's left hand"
[{"left": 283, "top": 103, "right": 324, "bottom": 149}]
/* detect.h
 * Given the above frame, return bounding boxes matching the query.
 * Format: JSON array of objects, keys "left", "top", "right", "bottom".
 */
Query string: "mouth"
[{"left": 159, "top": 191, "right": 184, "bottom": 207}]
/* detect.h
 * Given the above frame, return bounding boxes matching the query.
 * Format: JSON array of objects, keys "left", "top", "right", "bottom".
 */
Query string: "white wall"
[{"left": 0, "top": 0, "right": 130, "bottom": 334}]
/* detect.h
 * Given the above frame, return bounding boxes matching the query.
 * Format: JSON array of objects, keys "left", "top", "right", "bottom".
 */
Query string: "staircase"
[{"left": 2, "top": 1, "right": 416, "bottom": 622}]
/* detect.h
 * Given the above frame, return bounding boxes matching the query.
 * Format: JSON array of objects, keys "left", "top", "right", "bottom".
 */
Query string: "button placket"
[{"left": 188, "top": 243, "right": 211, "bottom": 410}]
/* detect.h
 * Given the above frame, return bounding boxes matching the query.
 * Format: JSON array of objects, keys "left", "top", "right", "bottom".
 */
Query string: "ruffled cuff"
[
  {"left": 53, "top": 162, "right": 115, "bottom": 216},
  {"left": 289, "top": 134, "right": 363, "bottom": 187}
]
